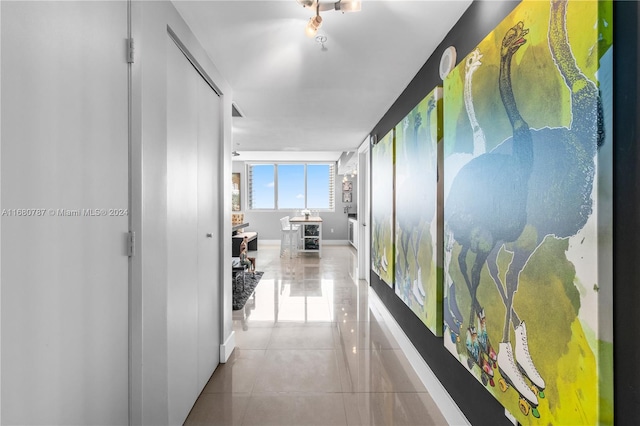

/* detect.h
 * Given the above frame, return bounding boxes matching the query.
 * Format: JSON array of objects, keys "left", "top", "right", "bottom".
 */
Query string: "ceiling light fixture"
[
  {"left": 337, "top": 0, "right": 361, "bottom": 13},
  {"left": 298, "top": 0, "right": 361, "bottom": 37},
  {"left": 305, "top": 8, "right": 323, "bottom": 38}
]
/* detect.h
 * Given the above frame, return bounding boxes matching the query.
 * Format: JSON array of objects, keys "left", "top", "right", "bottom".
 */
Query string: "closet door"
[
  {"left": 1, "top": 1, "right": 129, "bottom": 424},
  {"left": 196, "top": 54, "right": 222, "bottom": 391},
  {"left": 166, "top": 36, "right": 221, "bottom": 425}
]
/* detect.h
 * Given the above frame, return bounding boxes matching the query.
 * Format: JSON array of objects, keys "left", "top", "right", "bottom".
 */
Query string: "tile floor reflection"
[{"left": 185, "top": 245, "right": 449, "bottom": 426}]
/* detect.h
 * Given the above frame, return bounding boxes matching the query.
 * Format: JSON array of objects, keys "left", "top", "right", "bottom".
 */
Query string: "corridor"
[{"left": 185, "top": 245, "right": 449, "bottom": 425}]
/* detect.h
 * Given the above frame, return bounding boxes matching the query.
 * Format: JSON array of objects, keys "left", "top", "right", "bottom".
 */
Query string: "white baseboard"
[
  {"left": 219, "top": 331, "right": 235, "bottom": 363},
  {"left": 322, "top": 240, "right": 349, "bottom": 246},
  {"left": 368, "top": 287, "right": 470, "bottom": 426}
]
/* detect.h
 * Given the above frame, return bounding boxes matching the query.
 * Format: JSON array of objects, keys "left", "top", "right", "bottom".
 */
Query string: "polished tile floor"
[{"left": 185, "top": 244, "right": 449, "bottom": 426}]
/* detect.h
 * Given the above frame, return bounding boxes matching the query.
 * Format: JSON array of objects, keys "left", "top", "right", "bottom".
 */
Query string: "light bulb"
[{"left": 305, "top": 15, "right": 322, "bottom": 38}]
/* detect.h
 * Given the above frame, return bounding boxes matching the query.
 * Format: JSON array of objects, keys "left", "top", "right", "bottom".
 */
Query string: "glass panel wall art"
[
  {"left": 443, "top": 0, "right": 613, "bottom": 423},
  {"left": 394, "top": 87, "right": 443, "bottom": 336},
  {"left": 371, "top": 130, "right": 394, "bottom": 287}
]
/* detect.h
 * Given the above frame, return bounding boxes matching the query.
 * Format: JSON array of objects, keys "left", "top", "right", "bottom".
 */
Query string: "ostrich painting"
[
  {"left": 446, "top": 20, "right": 536, "bottom": 412},
  {"left": 395, "top": 108, "right": 422, "bottom": 305},
  {"left": 371, "top": 130, "right": 394, "bottom": 286},
  {"left": 395, "top": 88, "right": 440, "bottom": 333},
  {"left": 444, "top": 48, "right": 486, "bottom": 342},
  {"left": 444, "top": 0, "right": 612, "bottom": 423},
  {"left": 487, "top": 0, "right": 603, "bottom": 408}
]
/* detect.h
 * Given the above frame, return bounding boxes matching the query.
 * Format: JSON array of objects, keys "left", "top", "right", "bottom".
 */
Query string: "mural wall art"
[
  {"left": 443, "top": 0, "right": 613, "bottom": 424},
  {"left": 371, "top": 130, "right": 394, "bottom": 287},
  {"left": 394, "top": 87, "right": 443, "bottom": 335}
]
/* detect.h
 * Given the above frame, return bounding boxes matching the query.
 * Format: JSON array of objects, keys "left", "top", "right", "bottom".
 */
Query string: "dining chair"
[{"left": 280, "top": 216, "right": 300, "bottom": 257}]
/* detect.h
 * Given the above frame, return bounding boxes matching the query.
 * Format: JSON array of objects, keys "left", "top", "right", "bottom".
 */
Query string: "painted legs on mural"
[
  {"left": 396, "top": 226, "right": 412, "bottom": 303},
  {"left": 499, "top": 246, "right": 546, "bottom": 393},
  {"left": 444, "top": 228, "right": 463, "bottom": 342},
  {"left": 381, "top": 245, "right": 389, "bottom": 272},
  {"left": 495, "top": 246, "right": 544, "bottom": 417},
  {"left": 448, "top": 283, "right": 463, "bottom": 326},
  {"left": 400, "top": 228, "right": 410, "bottom": 294},
  {"left": 497, "top": 251, "right": 543, "bottom": 418},
  {"left": 444, "top": 294, "right": 461, "bottom": 343},
  {"left": 486, "top": 243, "right": 522, "bottom": 327},
  {"left": 444, "top": 282, "right": 463, "bottom": 344},
  {"left": 396, "top": 222, "right": 427, "bottom": 310},
  {"left": 372, "top": 223, "right": 383, "bottom": 275},
  {"left": 401, "top": 226, "right": 426, "bottom": 308},
  {"left": 411, "top": 225, "right": 427, "bottom": 307},
  {"left": 486, "top": 238, "right": 547, "bottom": 406},
  {"left": 457, "top": 242, "right": 500, "bottom": 389},
  {"left": 457, "top": 244, "right": 488, "bottom": 329},
  {"left": 412, "top": 267, "right": 426, "bottom": 307}
]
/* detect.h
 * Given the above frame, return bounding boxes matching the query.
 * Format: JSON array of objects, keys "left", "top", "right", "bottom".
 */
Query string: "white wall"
[
  {"left": 129, "top": 2, "right": 234, "bottom": 424},
  {"left": 1, "top": 2, "right": 129, "bottom": 424}
]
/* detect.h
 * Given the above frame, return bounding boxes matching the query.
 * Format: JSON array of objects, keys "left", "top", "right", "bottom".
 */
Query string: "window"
[
  {"left": 248, "top": 163, "right": 335, "bottom": 211},
  {"left": 247, "top": 164, "right": 275, "bottom": 209},
  {"left": 278, "top": 164, "right": 305, "bottom": 209}
]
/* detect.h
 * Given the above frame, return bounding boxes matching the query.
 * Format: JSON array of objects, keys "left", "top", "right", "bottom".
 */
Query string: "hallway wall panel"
[{"left": 1, "top": 2, "right": 129, "bottom": 424}]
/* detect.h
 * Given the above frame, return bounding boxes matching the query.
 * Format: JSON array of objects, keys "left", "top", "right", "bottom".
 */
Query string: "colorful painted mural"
[
  {"left": 371, "top": 130, "right": 394, "bottom": 287},
  {"left": 395, "top": 87, "right": 443, "bottom": 335},
  {"left": 443, "top": 0, "right": 613, "bottom": 424}
]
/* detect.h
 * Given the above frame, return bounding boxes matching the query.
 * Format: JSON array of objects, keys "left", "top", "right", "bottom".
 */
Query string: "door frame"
[{"left": 357, "top": 137, "right": 371, "bottom": 283}]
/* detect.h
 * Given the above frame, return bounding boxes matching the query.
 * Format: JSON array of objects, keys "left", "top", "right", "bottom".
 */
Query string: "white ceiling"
[{"left": 172, "top": 0, "right": 472, "bottom": 161}]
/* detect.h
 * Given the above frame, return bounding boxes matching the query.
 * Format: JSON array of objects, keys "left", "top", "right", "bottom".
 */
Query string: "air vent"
[{"left": 232, "top": 103, "right": 244, "bottom": 118}]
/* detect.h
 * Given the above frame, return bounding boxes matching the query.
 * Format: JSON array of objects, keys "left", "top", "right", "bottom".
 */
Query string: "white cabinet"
[
  {"left": 289, "top": 216, "right": 323, "bottom": 258},
  {"left": 301, "top": 223, "right": 322, "bottom": 255},
  {"left": 348, "top": 218, "right": 358, "bottom": 249}
]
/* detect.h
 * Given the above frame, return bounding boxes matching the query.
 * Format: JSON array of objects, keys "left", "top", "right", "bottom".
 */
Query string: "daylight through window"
[{"left": 247, "top": 163, "right": 335, "bottom": 211}]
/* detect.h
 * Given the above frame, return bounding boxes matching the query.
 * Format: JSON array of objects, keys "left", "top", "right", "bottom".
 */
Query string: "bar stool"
[{"left": 280, "top": 216, "right": 300, "bottom": 257}]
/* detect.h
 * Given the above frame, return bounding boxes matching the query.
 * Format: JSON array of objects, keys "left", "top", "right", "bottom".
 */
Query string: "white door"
[
  {"left": 1, "top": 1, "right": 129, "bottom": 424},
  {"left": 166, "top": 37, "right": 221, "bottom": 425},
  {"left": 195, "top": 58, "right": 222, "bottom": 391}
]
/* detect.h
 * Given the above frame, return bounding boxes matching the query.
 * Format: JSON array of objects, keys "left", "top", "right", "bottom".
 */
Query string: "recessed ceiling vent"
[{"left": 232, "top": 103, "right": 244, "bottom": 118}]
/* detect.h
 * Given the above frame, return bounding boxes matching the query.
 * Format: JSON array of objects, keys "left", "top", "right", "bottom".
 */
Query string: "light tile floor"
[{"left": 185, "top": 244, "right": 449, "bottom": 426}]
